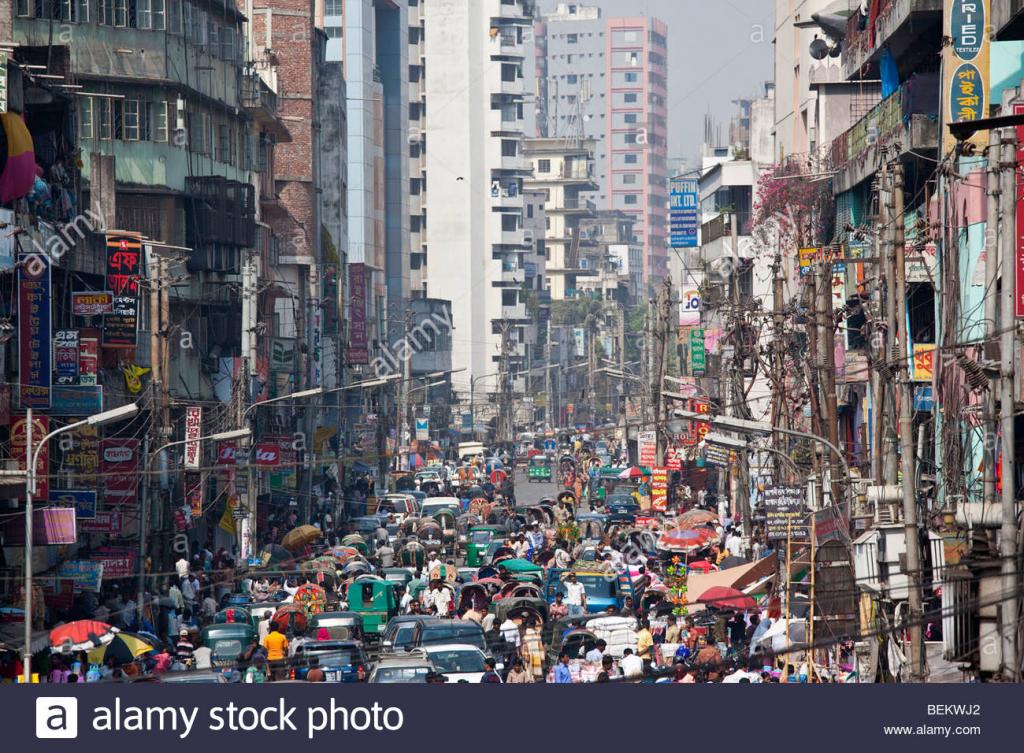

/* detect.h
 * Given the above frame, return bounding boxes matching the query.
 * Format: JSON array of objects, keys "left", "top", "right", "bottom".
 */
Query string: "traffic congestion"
[{"left": 4, "top": 433, "right": 854, "bottom": 685}]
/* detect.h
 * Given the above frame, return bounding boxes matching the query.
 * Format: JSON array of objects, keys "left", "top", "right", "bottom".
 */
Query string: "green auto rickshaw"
[
  {"left": 465, "top": 525, "right": 507, "bottom": 567},
  {"left": 346, "top": 577, "right": 399, "bottom": 639},
  {"left": 528, "top": 455, "right": 552, "bottom": 483},
  {"left": 201, "top": 623, "right": 256, "bottom": 667}
]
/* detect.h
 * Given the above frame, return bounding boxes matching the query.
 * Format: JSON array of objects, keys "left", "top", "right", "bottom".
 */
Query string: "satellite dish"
[{"left": 809, "top": 37, "right": 829, "bottom": 60}]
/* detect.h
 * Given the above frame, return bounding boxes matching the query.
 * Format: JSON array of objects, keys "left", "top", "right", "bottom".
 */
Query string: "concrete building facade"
[
  {"left": 533, "top": 3, "right": 669, "bottom": 290},
  {"left": 422, "top": 0, "right": 535, "bottom": 393}
]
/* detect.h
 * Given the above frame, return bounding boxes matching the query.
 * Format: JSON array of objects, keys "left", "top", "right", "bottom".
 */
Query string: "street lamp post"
[
  {"left": 22, "top": 402, "right": 140, "bottom": 684},
  {"left": 137, "top": 427, "right": 251, "bottom": 626},
  {"left": 242, "top": 377, "right": 400, "bottom": 529}
]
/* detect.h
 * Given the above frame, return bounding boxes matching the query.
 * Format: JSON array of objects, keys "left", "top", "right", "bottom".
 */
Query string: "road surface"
[{"left": 513, "top": 469, "right": 561, "bottom": 506}]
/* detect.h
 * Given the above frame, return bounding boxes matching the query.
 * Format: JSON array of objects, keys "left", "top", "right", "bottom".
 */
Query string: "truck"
[{"left": 458, "top": 441, "right": 486, "bottom": 462}]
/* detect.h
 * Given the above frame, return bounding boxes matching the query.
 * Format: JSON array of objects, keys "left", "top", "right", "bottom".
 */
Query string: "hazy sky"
[{"left": 536, "top": 0, "right": 775, "bottom": 166}]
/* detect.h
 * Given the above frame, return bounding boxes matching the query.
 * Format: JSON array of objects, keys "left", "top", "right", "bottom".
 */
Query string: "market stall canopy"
[
  {"left": 685, "top": 553, "right": 778, "bottom": 612},
  {"left": 674, "top": 509, "right": 719, "bottom": 529},
  {"left": 86, "top": 632, "right": 154, "bottom": 665},
  {"left": 656, "top": 527, "right": 720, "bottom": 553},
  {"left": 496, "top": 558, "right": 543, "bottom": 574},
  {"left": 696, "top": 586, "right": 756, "bottom": 611}
]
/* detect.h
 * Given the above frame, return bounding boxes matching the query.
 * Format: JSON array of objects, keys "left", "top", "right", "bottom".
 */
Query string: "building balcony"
[
  {"left": 548, "top": 197, "right": 597, "bottom": 214},
  {"left": 829, "top": 72, "right": 939, "bottom": 193},
  {"left": 842, "top": 0, "right": 943, "bottom": 80}
]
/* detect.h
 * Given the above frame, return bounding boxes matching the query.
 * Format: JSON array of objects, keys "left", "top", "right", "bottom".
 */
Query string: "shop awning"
[{"left": 685, "top": 553, "right": 778, "bottom": 612}]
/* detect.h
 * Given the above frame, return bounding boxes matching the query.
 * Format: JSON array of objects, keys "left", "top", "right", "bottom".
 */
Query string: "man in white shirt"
[
  {"left": 175, "top": 556, "right": 190, "bottom": 583},
  {"left": 619, "top": 648, "right": 644, "bottom": 678},
  {"left": 584, "top": 639, "right": 606, "bottom": 664},
  {"left": 257, "top": 611, "right": 274, "bottom": 643},
  {"left": 429, "top": 581, "right": 450, "bottom": 617},
  {"left": 725, "top": 528, "right": 744, "bottom": 558},
  {"left": 563, "top": 573, "right": 587, "bottom": 616},
  {"left": 201, "top": 595, "right": 219, "bottom": 620}
]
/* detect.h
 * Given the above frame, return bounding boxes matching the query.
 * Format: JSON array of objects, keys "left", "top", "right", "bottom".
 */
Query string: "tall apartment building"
[
  {"left": 523, "top": 137, "right": 598, "bottom": 302},
  {"left": 533, "top": 3, "right": 669, "bottom": 290},
  {"left": 408, "top": 0, "right": 428, "bottom": 298},
  {"left": 422, "top": 0, "right": 535, "bottom": 392},
  {"left": 324, "top": 0, "right": 409, "bottom": 346}
]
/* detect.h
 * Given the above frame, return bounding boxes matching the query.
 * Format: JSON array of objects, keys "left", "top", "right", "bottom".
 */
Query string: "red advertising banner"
[
  {"left": 102, "top": 233, "right": 142, "bottom": 347},
  {"left": 100, "top": 438, "right": 140, "bottom": 505},
  {"left": 78, "top": 336, "right": 99, "bottom": 386},
  {"left": 666, "top": 448, "right": 682, "bottom": 471},
  {"left": 78, "top": 510, "right": 124, "bottom": 534},
  {"left": 12, "top": 415, "right": 49, "bottom": 501},
  {"left": 71, "top": 291, "right": 114, "bottom": 316},
  {"left": 651, "top": 467, "right": 668, "bottom": 512},
  {"left": 255, "top": 442, "right": 281, "bottom": 467},
  {"left": 1015, "top": 103, "right": 1024, "bottom": 318},
  {"left": 184, "top": 406, "right": 203, "bottom": 469},
  {"left": 348, "top": 263, "right": 369, "bottom": 364},
  {"left": 92, "top": 548, "right": 135, "bottom": 578},
  {"left": 216, "top": 441, "right": 238, "bottom": 465},
  {"left": 693, "top": 399, "right": 711, "bottom": 444}
]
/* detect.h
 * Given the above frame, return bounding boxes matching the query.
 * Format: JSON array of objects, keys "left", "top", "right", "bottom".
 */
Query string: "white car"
[{"left": 423, "top": 644, "right": 500, "bottom": 684}]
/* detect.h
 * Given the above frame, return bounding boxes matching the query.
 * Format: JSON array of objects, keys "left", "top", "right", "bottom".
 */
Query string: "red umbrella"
[
  {"left": 656, "top": 527, "right": 720, "bottom": 553},
  {"left": 50, "top": 620, "right": 119, "bottom": 652},
  {"left": 696, "top": 586, "right": 756, "bottom": 611},
  {"left": 272, "top": 604, "right": 308, "bottom": 634},
  {"left": 618, "top": 466, "right": 645, "bottom": 480},
  {"left": 675, "top": 509, "right": 719, "bottom": 529}
]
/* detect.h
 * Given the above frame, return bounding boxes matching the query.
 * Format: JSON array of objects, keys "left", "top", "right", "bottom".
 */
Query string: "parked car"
[
  {"left": 423, "top": 644, "right": 498, "bottom": 683},
  {"left": 292, "top": 640, "right": 369, "bottom": 683},
  {"left": 367, "top": 652, "right": 434, "bottom": 684}
]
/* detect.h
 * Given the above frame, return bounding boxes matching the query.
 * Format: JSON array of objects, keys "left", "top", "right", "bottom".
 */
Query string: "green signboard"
[{"left": 690, "top": 329, "right": 706, "bottom": 376}]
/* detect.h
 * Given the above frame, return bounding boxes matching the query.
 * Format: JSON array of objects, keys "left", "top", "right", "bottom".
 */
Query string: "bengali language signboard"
[
  {"left": 78, "top": 510, "right": 123, "bottom": 534},
  {"left": 92, "top": 548, "right": 135, "bottom": 578},
  {"left": 638, "top": 431, "right": 658, "bottom": 468},
  {"left": 102, "top": 233, "right": 142, "bottom": 347},
  {"left": 55, "top": 560, "right": 104, "bottom": 593},
  {"left": 184, "top": 406, "right": 203, "bottom": 469},
  {"left": 12, "top": 414, "right": 48, "bottom": 501},
  {"left": 100, "top": 438, "right": 140, "bottom": 505},
  {"left": 347, "top": 263, "right": 369, "bottom": 364},
  {"left": 78, "top": 336, "right": 98, "bottom": 386},
  {"left": 17, "top": 253, "right": 51, "bottom": 409},
  {"left": 943, "top": 0, "right": 991, "bottom": 156},
  {"left": 50, "top": 489, "right": 97, "bottom": 520},
  {"left": 64, "top": 425, "right": 100, "bottom": 487},
  {"left": 54, "top": 330, "right": 80, "bottom": 386},
  {"left": 764, "top": 485, "right": 810, "bottom": 541},
  {"left": 71, "top": 291, "right": 114, "bottom": 316},
  {"left": 651, "top": 467, "right": 668, "bottom": 512},
  {"left": 690, "top": 328, "right": 706, "bottom": 376}
]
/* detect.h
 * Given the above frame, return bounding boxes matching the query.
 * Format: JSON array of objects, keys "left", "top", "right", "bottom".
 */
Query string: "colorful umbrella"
[
  {"left": 656, "top": 527, "right": 720, "bottom": 553},
  {"left": 293, "top": 584, "right": 328, "bottom": 617},
  {"left": 50, "top": 620, "right": 119, "bottom": 652},
  {"left": 696, "top": 586, "right": 757, "bottom": 611},
  {"left": 675, "top": 509, "right": 719, "bottom": 529},
  {"left": 281, "top": 524, "right": 323, "bottom": 552},
  {"left": 617, "top": 466, "right": 646, "bottom": 479},
  {"left": 86, "top": 632, "right": 154, "bottom": 665}
]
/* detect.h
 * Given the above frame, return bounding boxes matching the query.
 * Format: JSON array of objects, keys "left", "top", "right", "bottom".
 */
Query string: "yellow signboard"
[{"left": 943, "top": 0, "right": 991, "bottom": 156}]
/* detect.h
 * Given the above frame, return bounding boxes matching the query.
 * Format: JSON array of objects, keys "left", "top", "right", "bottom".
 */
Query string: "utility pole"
[
  {"left": 818, "top": 261, "right": 843, "bottom": 507},
  {"left": 983, "top": 129, "right": 1000, "bottom": 522},
  {"left": 892, "top": 159, "right": 925, "bottom": 682},
  {"left": 998, "top": 130, "right": 1019, "bottom": 680},
  {"left": 726, "top": 211, "right": 750, "bottom": 522},
  {"left": 770, "top": 256, "right": 787, "bottom": 483},
  {"left": 882, "top": 161, "right": 900, "bottom": 486},
  {"left": 651, "top": 278, "right": 672, "bottom": 466},
  {"left": 805, "top": 267, "right": 824, "bottom": 500},
  {"left": 870, "top": 164, "right": 890, "bottom": 484}
]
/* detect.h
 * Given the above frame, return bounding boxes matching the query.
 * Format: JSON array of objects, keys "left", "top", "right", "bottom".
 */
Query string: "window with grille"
[
  {"left": 124, "top": 100, "right": 141, "bottom": 140},
  {"left": 79, "top": 97, "right": 94, "bottom": 140}
]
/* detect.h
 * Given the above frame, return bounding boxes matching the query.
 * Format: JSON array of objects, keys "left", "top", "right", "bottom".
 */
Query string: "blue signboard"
[
  {"left": 913, "top": 386, "right": 934, "bottom": 413},
  {"left": 669, "top": 177, "right": 699, "bottom": 248},
  {"left": 50, "top": 489, "right": 97, "bottom": 520},
  {"left": 50, "top": 385, "right": 104, "bottom": 415}
]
